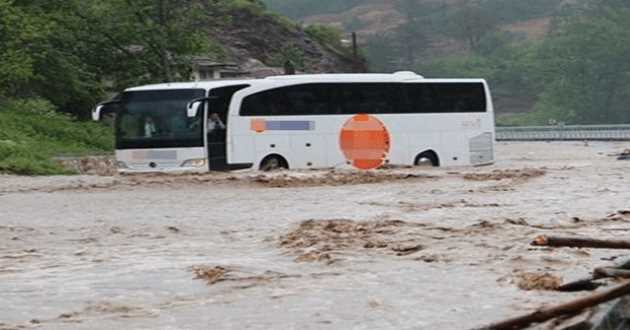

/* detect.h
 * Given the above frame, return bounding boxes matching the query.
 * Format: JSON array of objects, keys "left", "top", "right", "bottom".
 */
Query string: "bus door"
[{"left": 207, "top": 85, "right": 249, "bottom": 171}]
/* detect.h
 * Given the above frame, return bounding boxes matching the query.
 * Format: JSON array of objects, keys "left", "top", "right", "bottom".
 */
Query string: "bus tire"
[
  {"left": 414, "top": 151, "right": 440, "bottom": 167},
  {"left": 259, "top": 155, "right": 289, "bottom": 172}
]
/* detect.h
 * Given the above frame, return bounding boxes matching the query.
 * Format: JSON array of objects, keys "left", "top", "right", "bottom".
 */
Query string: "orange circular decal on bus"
[{"left": 339, "top": 114, "right": 390, "bottom": 170}]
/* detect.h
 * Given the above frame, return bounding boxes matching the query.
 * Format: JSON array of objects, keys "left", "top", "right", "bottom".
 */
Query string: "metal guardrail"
[{"left": 496, "top": 125, "right": 630, "bottom": 141}]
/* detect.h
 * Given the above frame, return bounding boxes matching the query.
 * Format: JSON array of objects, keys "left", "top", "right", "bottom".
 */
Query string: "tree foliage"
[
  {"left": 532, "top": 5, "right": 630, "bottom": 124},
  {"left": 0, "top": 0, "right": 226, "bottom": 117},
  {"left": 445, "top": 4, "right": 499, "bottom": 52},
  {"left": 262, "top": 0, "right": 361, "bottom": 18},
  {"left": 3, "top": 0, "right": 630, "bottom": 126},
  {"left": 0, "top": 0, "right": 46, "bottom": 97},
  {"left": 364, "top": 0, "right": 630, "bottom": 124}
]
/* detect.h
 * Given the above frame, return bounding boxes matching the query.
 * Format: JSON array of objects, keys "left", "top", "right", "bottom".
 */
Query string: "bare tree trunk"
[
  {"left": 532, "top": 235, "right": 630, "bottom": 250},
  {"left": 594, "top": 267, "right": 630, "bottom": 279},
  {"left": 475, "top": 281, "right": 630, "bottom": 330},
  {"left": 557, "top": 258, "right": 630, "bottom": 292}
]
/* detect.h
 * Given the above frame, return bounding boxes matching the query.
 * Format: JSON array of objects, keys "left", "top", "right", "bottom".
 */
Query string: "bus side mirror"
[
  {"left": 92, "top": 101, "right": 120, "bottom": 121},
  {"left": 92, "top": 104, "right": 105, "bottom": 121},
  {"left": 186, "top": 96, "right": 217, "bottom": 118},
  {"left": 187, "top": 101, "right": 202, "bottom": 118}
]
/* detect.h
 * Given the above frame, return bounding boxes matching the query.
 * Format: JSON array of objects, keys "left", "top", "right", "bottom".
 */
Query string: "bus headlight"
[
  {"left": 181, "top": 158, "right": 207, "bottom": 168},
  {"left": 116, "top": 161, "right": 128, "bottom": 169}
]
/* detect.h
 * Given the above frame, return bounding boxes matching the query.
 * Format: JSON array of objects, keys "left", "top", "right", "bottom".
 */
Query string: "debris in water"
[
  {"left": 58, "top": 312, "right": 79, "bottom": 319},
  {"left": 463, "top": 168, "right": 546, "bottom": 181},
  {"left": 606, "top": 210, "right": 630, "bottom": 221},
  {"left": 391, "top": 243, "right": 424, "bottom": 256},
  {"left": 191, "top": 266, "right": 300, "bottom": 288},
  {"left": 192, "top": 266, "right": 229, "bottom": 285},
  {"left": 253, "top": 171, "right": 435, "bottom": 188},
  {"left": 516, "top": 272, "right": 563, "bottom": 291},
  {"left": 166, "top": 226, "right": 180, "bottom": 233},
  {"left": 295, "top": 251, "right": 334, "bottom": 264},
  {"left": 279, "top": 219, "right": 425, "bottom": 263}
]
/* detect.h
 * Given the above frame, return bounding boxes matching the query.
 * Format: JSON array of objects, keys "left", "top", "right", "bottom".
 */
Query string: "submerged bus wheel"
[
  {"left": 260, "top": 155, "right": 288, "bottom": 172},
  {"left": 339, "top": 114, "right": 391, "bottom": 170},
  {"left": 414, "top": 151, "right": 439, "bottom": 167}
]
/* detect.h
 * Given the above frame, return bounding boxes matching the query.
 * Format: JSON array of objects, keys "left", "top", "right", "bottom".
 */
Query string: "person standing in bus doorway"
[
  {"left": 144, "top": 116, "right": 157, "bottom": 137},
  {"left": 207, "top": 112, "right": 227, "bottom": 165},
  {"left": 207, "top": 112, "right": 226, "bottom": 134}
]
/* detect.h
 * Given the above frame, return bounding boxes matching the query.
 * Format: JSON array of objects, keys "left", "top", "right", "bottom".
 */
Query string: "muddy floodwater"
[{"left": 1, "top": 142, "right": 629, "bottom": 330}]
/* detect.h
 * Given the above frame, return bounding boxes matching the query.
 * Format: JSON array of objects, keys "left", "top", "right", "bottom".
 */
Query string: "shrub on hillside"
[{"left": 0, "top": 98, "right": 113, "bottom": 175}]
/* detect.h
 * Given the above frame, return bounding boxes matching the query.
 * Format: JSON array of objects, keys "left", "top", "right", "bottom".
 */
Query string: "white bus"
[{"left": 92, "top": 72, "right": 495, "bottom": 172}]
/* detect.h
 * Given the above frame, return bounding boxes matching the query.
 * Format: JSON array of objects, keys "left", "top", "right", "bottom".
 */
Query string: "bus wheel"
[
  {"left": 414, "top": 151, "right": 439, "bottom": 167},
  {"left": 260, "top": 155, "right": 288, "bottom": 172}
]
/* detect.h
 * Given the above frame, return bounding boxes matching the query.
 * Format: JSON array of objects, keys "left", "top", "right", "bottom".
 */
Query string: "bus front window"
[{"left": 115, "top": 89, "right": 206, "bottom": 149}]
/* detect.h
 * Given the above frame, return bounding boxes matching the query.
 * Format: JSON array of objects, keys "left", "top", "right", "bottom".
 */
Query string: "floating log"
[
  {"left": 557, "top": 278, "right": 604, "bottom": 292},
  {"left": 532, "top": 236, "right": 630, "bottom": 250},
  {"left": 594, "top": 267, "right": 630, "bottom": 279},
  {"left": 475, "top": 281, "right": 630, "bottom": 330},
  {"left": 557, "top": 258, "right": 630, "bottom": 292}
]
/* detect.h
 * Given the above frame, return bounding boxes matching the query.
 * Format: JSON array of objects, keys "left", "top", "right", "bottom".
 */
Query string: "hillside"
[
  {"left": 262, "top": 0, "right": 579, "bottom": 117},
  {"left": 208, "top": 4, "right": 359, "bottom": 74},
  {"left": 0, "top": 1, "right": 360, "bottom": 175},
  {"left": 264, "top": 0, "right": 563, "bottom": 52},
  {"left": 0, "top": 100, "right": 112, "bottom": 175},
  {"left": 264, "top": 0, "right": 567, "bottom": 31}
]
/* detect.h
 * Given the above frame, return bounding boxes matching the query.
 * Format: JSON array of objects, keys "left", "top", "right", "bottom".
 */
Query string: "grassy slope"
[{"left": 0, "top": 99, "right": 113, "bottom": 175}]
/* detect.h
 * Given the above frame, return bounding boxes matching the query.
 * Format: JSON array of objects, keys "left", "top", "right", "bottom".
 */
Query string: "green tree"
[
  {"left": 2, "top": 0, "right": 217, "bottom": 117},
  {"left": 364, "top": 33, "right": 398, "bottom": 72},
  {"left": 0, "top": 0, "right": 44, "bottom": 98},
  {"left": 393, "top": 0, "right": 432, "bottom": 68},
  {"left": 533, "top": 6, "right": 630, "bottom": 124},
  {"left": 70, "top": 0, "right": 212, "bottom": 85},
  {"left": 445, "top": 4, "right": 499, "bottom": 52}
]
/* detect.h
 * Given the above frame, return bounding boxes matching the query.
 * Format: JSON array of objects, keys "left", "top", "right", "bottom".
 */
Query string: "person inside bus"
[
  {"left": 170, "top": 113, "right": 188, "bottom": 133},
  {"left": 207, "top": 112, "right": 226, "bottom": 133},
  {"left": 144, "top": 116, "right": 157, "bottom": 137},
  {"left": 208, "top": 112, "right": 226, "bottom": 147}
]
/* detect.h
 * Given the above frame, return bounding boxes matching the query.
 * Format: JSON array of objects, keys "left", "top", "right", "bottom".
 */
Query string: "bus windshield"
[{"left": 115, "top": 89, "right": 206, "bottom": 149}]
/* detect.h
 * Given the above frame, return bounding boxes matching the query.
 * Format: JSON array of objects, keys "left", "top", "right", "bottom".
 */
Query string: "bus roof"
[
  {"left": 125, "top": 79, "right": 254, "bottom": 92},
  {"left": 263, "top": 71, "right": 424, "bottom": 81},
  {"left": 124, "top": 72, "right": 487, "bottom": 92}
]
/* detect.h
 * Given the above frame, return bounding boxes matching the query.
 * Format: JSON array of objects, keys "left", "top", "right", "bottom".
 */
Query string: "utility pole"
[{"left": 283, "top": 60, "right": 296, "bottom": 75}]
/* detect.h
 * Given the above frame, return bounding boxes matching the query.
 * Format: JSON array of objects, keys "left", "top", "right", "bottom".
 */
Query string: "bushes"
[
  {"left": 262, "top": 0, "right": 362, "bottom": 19},
  {"left": 305, "top": 25, "right": 344, "bottom": 48},
  {"left": 0, "top": 98, "right": 113, "bottom": 175},
  {"left": 305, "top": 24, "right": 353, "bottom": 58}
]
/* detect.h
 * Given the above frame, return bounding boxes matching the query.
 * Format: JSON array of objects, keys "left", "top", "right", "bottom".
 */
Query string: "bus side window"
[
  {"left": 400, "top": 84, "right": 419, "bottom": 113},
  {"left": 403, "top": 84, "right": 439, "bottom": 114},
  {"left": 242, "top": 93, "right": 266, "bottom": 116},
  {"left": 305, "top": 84, "right": 331, "bottom": 115},
  {"left": 339, "top": 84, "right": 362, "bottom": 114},
  {"left": 353, "top": 83, "right": 398, "bottom": 114},
  {"left": 268, "top": 89, "right": 290, "bottom": 116},
  {"left": 424, "top": 84, "right": 440, "bottom": 113},
  {"left": 421, "top": 83, "right": 487, "bottom": 113},
  {"left": 328, "top": 85, "right": 344, "bottom": 114},
  {"left": 284, "top": 85, "right": 325, "bottom": 115}
]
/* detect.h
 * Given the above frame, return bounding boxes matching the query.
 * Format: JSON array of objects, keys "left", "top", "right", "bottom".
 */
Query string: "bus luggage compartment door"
[{"left": 290, "top": 135, "right": 326, "bottom": 169}]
